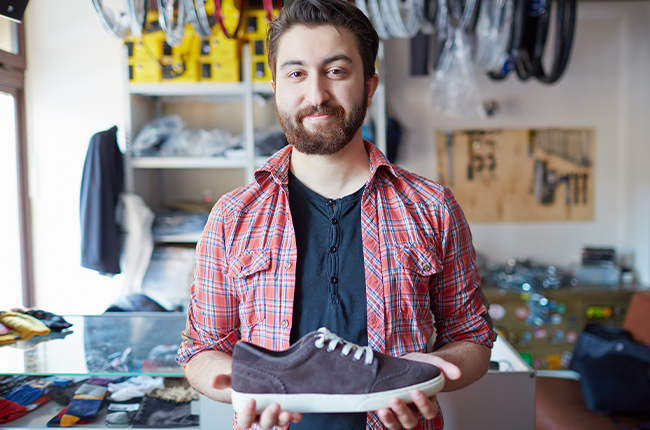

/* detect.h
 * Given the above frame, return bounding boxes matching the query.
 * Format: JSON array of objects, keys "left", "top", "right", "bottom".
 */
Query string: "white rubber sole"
[{"left": 231, "top": 374, "right": 445, "bottom": 413}]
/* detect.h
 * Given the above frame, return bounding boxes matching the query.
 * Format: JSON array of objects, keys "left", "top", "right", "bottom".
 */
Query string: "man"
[{"left": 177, "top": 0, "right": 495, "bottom": 428}]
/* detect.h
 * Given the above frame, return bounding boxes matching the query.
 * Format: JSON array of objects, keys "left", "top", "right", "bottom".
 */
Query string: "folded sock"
[
  {"left": 0, "top": 312, "right": 50, "bottom": 344},
  {"left": 23, "top": 310, "right": 72, "bottom": 332},
  {"left": 46, "top": 405, "right": 91, "bottom": 427},
  {"left": 5, "top": 384, "right": 46, "bottom": 406},
  {"left": 46, "top": 383, "right": 108, "bottom": 427},
  {"left": 108, "top": 376, "right": 164, "bottom": 402},
  {"left": 149, "top": 379, "right": 198, "bottom": 403},
  {"left": 105, "top": 403, "right": 140, "bottom": 428},
  {"left": 0, "top": 399, "right": 27, "bottom": 424},
  {"left": 0, "top": 396, "right": 50, "bottom": 424},
  {"left": 132, "top": 394, "right": 199, "bottom": 428}
]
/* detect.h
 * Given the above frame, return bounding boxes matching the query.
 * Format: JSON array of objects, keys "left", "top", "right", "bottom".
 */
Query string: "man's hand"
[
  {"left": 375, "top": 353, "right": 461, "bottom": 430},
  {"left": 212, "top": 374, "right": 303, "bottom": 429}
]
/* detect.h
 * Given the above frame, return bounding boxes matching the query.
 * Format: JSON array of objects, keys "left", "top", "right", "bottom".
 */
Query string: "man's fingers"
[
  {"left": 235, "top": 399, "right": 257, "bottom": 429},
  {"left": 435, "top": 360, "right": 462, "bottom": 381},
  {"left": 258, "top": 403, "right": 281, "bottom": 429},
  {"left": 212, "top": 374, "right": 232, "bottom": 390},
  {"left": 277, "top": 410, "right": 303, "bottom": 426},
  {"left": 376, "top": 408, "right": 403, "bottom": 430},
  {"left": 402, "top": 352, "right": 462, "bottom": 381},
  {"left": 388, "top": 398, "right": 421, "bottom": 429},
  {"left": 411, "top": 390, "right": 439, "bottom": 420}
]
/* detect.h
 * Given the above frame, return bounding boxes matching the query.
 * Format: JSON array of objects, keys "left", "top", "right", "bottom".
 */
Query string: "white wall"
[
  {"left": 24, "top": 0, "right": 126, "bottom": 314},
  {"left": 21, "top": 1, "right": 649, "bottom": 314},
  {"left": 384, "top": 2, "right": 650, "bottom": 285}
]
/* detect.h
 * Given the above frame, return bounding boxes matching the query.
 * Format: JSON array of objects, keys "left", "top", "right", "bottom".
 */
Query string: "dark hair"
[{"left": 266, "top": 0, "right": 379, "bottom": 84}]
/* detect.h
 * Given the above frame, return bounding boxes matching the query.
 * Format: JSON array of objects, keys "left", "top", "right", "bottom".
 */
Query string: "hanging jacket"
[{"left": 80, "top": 126, "right": 124, "bottom": 275}]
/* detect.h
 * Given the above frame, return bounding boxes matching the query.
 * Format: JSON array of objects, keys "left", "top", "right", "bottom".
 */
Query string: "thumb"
[{"left": 212, "top": 374, "right": 232, "bottom": 390}]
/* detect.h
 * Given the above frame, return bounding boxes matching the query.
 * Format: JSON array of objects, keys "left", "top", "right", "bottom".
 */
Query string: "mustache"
[{"left": 295, "top": 103, "right": 345, "bottom": 123}]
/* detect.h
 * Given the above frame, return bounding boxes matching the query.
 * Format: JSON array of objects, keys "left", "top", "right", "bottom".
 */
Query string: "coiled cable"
[
  {"left": 447, "top": 0, "right": 477, "bottom": 30},
  {"left": 213, "top": 0, "right": 245, "bottom": 39},
  {"left": 534, "top": 0, "right": 576, "bottom": 83},
  {"left": 486, "top": 0, "right": 524, "bottom": 79},
  {"left": 91, "top": 0, "right": 131, "bottom": 39},
  {"left": 158, "top": 0, "right": 186, "bottom": 47},
  {"left": 126, "top": 0, "right": 147, "bottom": 37},
  {"left": 516, "top": 0, "right": 550, "bottom": 80},
  {"left": 184, "top": 0, "right": 212, "bottom": 37},
  {"left": 366, "top": 0, "right": 392, "bottom": 39}
]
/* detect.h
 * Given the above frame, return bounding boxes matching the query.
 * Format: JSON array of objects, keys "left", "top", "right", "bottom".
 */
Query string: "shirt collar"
[{"left": 254, "top": 140, "right": 397, "bottom": 187}]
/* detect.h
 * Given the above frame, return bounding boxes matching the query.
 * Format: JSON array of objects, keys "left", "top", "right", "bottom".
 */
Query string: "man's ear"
[
  {"left": 271, "top": 80, "right": 275, "bottom": 93},
  {"left": 366, "top": 73, "right": 379, "bottom": 107}
]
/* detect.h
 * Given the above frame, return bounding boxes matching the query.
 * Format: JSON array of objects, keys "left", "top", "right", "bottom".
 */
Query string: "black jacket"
[{"left": 80, "top": 126, "right": 124, "bottom": 275}]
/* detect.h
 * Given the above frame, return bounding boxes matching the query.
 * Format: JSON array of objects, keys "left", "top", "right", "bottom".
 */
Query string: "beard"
[{"left": 275, "top": 90, "right": 368, "bottom": 156}]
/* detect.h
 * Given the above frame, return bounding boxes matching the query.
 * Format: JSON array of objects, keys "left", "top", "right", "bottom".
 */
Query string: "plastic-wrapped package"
[
  {"left": 131, "top": 116, "right": 185, "bottom": 157},
  {"left": 163, "top": 128, "right": 237, "bottom": 157},
  {"left": 430, "top": 29, "right": 487, "bottom": 120},
  {"left": 131, "top": 115, "right": 240, "bottom": 157}
]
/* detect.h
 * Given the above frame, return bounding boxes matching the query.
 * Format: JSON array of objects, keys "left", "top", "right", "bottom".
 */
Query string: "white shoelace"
[{"left": 314, "top": 327, "right": 374, "bottom": 366}]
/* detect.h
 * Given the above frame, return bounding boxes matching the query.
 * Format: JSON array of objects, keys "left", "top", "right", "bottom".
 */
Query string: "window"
[{"left": 0, "top": 19, "right": 33, "bottom": 308}]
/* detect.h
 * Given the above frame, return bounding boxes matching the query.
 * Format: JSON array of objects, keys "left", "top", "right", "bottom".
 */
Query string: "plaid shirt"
[{"left": 178, "top": 141, "right": 495, "bottom": 430}]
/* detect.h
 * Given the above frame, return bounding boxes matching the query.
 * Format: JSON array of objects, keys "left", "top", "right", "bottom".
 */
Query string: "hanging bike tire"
[{"left": 534, "top": 0, "right": 576, "bottom": 84}]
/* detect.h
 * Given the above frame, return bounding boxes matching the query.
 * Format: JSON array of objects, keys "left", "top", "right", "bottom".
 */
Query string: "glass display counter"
[
  {"left": 0, "top": 313, "right": 187, "bottom": 377},
  {"left": 0, "top": 313, "right": 239, "bottom": 430}
]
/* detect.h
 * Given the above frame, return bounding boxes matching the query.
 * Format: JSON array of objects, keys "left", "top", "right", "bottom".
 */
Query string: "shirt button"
[
  {"left": 331, "top": 218, "right": 338, "bottom": 225},
  {"left": 281, "top": 319, "right": 289, "bottom": 328},
  {"left": 326, "top": 199, "right": 334, "bottom": 206},
  {"left": 284, "top": 261, "right": 291, "bottom": 270},
  {"left": 422, "top": 263, "right": 431, "bottom": 271},
  {"left": 329, "top": 246, "right": 337, "bottom": 253},
  {"left": 330, "top": 277, "right": 338, "bottom": 284}
]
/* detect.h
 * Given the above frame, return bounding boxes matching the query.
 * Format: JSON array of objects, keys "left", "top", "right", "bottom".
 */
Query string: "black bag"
[{"left": 569, "top": 323, "right": 650, "bottom": 417}]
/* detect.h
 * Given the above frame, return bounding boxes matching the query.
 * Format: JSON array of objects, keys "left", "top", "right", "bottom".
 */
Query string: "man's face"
[{"left": 272, "top": 25, "right": 371, "bottom": 156}]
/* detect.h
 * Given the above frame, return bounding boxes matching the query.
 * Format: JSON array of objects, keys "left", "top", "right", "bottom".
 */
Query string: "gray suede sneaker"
[{"left": 230, "top": 327, "right": 444, "bottom": 413}]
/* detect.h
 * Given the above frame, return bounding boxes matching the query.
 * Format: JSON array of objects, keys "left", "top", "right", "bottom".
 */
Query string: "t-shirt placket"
[{"left": 326, "top": 198, "right": 340, "bottom": 305}]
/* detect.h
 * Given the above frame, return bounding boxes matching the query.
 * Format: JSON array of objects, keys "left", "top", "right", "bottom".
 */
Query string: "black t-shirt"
[{"left": 288, "top": 171, "right": 368, "bottom": 429}]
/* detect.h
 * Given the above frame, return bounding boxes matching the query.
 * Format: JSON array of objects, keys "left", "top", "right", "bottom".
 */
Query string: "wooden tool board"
[{"left": 435, "top": 128, "right": 594, "bottom": 223}]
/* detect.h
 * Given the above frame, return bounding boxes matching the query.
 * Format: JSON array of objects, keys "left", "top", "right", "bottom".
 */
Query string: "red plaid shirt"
[{"left": 178, "top": 141, "right": 495, "bottom": 430}]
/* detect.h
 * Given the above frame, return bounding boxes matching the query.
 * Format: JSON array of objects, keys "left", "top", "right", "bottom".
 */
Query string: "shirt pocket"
[
  {"left": 227, "top": 249, "right": 271, "bottom": 279},
  {"left": 394, "top": 243, "right": 441, "bottom": 322},
  {"left": 228, "top": 249, "right": 271, "bottom": 341}
]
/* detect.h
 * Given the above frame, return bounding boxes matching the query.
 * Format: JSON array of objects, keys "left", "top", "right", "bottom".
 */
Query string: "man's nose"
[{"left": 305, "top": 75, "right": 330, "bottom": 107}]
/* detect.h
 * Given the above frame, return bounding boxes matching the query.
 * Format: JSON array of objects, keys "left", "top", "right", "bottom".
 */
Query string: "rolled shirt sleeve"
[
  {"left": 176, "top": 199, "right": 240, "bottom": 366},
  {"left": 431, "top": 188, "right": 496, "bottom": 350}
]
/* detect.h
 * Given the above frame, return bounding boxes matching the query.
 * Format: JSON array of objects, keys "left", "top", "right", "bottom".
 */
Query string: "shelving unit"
[{"left": 121, "top": 42, "right": 387, "bottom": 311}]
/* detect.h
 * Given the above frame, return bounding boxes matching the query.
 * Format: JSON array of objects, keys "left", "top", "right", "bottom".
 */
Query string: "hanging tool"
[
  {"left": 581, "top": 130, "right": 591, "bottom": 167},
  {"left": 468, "top": 137, "right": 478, "bottom": 180},
  {"left": 557, "top": 175, "right": 570, "bottom": 205},
  {"left": 582, "top": 173, "right": 588, "bottom": 204},
  {"left": 445, "top": 132, "right": 455, "bottom": 186},
  {"left": 528, "top": 130, "right": 535, "bottom": 156}
]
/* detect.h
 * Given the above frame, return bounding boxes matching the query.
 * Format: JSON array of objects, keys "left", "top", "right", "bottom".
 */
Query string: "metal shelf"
[
  {"left": 130, "top": 156, "right": 248, "bottom": 169},
  {"left": 129, "top": 82, "right": 245, "bottom": 97}
]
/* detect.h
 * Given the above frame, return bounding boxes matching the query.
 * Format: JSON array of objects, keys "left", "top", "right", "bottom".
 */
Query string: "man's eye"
[
  {"left": 289, "top": 71, "right": 304, "bottom": 78},
  {"left": 329, "top": 69, "right": 344, "bottom": 75}
]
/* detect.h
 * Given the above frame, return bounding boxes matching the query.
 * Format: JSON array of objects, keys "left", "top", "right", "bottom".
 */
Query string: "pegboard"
[{"left": 435, "top": 128, "right": 594, "bottom": 223}]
